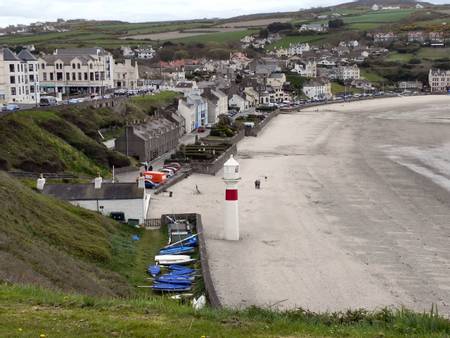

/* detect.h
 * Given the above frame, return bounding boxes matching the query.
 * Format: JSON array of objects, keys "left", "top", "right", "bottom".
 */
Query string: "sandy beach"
[{"left": 150, "top": 95, "right": 450, "bottom": 315}]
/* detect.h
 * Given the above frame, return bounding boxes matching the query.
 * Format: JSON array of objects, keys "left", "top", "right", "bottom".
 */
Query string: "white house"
[
  {"left": 302, "top": 78, "right": 332, "bottom": 100},
  {"left": 336, "top": 64, "right": 360, "bottom": 81},
  {"left": 229, "top": 94, "right": 249, "bottom": 112},
  {"left": 429, "top": 68, "right": 450, "bottom": 92},
  {"left": 113, "top": 59, "right": 139, "bottom": 89},
  {"left": 201, "top": 88, "right": 228, "bottom": 124},
  {"left": 299, "top": 23, "right": 328, "bottom": 32},
  {"left": 291, "top": 61, "right": 317, "bottom": 78},
  {"left": 41, "top": 177, "right": 151, "bottom": 225},
  {"left": 372, "top": 4, "right": 379, "bottom": 11},
  {"left": 177, "top": 91, "right": 208, "bottom": 132},
  {"left": 0, "top": 48, "right": 40, "bottom": 104}
]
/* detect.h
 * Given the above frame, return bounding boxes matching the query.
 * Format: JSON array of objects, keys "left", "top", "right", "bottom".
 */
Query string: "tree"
[
  {"left": 328, "top": 19, "right": 344, "bottom": 29},
  {"left": 259, "top": 28, "right": 269, "bottom": 39},
  {"left": 267, "top": 22, "right": 293, "bottom": 33}
]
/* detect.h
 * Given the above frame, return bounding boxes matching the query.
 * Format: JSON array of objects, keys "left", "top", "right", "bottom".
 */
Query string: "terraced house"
[
  {"left": 0, "top": 48, "right": 40, "bottom": 104},
  {"left": 429, "top": 69, "right": 450, "bottom": 93},
  {"left": 38, "top": 47, "right": 114, "bottom": 95}
]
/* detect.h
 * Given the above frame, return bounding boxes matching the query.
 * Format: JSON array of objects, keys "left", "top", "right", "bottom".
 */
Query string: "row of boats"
[{"left": 148, "top": 234, "right": 199, "bottom": 292}]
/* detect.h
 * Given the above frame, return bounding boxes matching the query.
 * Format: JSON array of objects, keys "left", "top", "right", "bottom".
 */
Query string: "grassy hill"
[
  {"left": 0, "top": 171, "right": 135, "bottom": 296},
  {"left": 0, "top": 91, "right": 180, "bottom": 175},
  {"left": 0, "top": 283, "right": 449, "bottom": 337}
]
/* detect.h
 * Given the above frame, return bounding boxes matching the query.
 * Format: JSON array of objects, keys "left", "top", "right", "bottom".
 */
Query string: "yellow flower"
[{"left": 40, "top": 334, "right": 46, "bottom": 338}]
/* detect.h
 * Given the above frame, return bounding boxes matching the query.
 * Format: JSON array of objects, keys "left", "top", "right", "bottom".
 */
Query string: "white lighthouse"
[{"left": 223, "top": 155, "right": 240, "bottom": 241}]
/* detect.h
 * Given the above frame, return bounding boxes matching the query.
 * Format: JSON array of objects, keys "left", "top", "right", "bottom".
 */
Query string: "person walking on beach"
[{"left": 255, "top": 179, "right": 261, "bottom": 189}]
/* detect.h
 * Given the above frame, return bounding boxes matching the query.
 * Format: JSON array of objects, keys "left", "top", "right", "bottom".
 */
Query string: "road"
[{"left": 150, "top": 96, "right": 450, "bottom": 314}]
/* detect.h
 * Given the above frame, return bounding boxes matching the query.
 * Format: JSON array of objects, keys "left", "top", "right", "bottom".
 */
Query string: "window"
[
  {"left": 72, "top": 73, "right": 76, "bottom": 81},
  {"left": 29, "top": 64, "right": 34, "bottom": 71},
  {"left": 43, "top": 73, "right": 47, "bottom": 81},
  {"left": 41, "top": 63, "right": 45, "bottom": 70},
  {"left": 77, "top": 63, "right": 81, "bottom": 69},
  {"left": 72, "top": 63, "right": 76, "bottom": 69},
  {"left": 50, "top": 73, "right": 54, "bottom": 81},
  {"left": 30, "top": 85, "right": 35, "bottom": 93},
  {"left": 56, "top": 72, "right": 63, "bottom": 81},
  {"left": 10, "top": 76, "right": 15, "bottom": 84},
  {"left": 66, "top": 72, "right": 70, "bottom": 80},
  {"left": 90, "top": 72, "right": 94, "bottom": 81},
  {"left": 9, "top": 64, "right": 14, "bottom": 72},
  {"left": 84, "top": 72, "right": 88, "bottom": 80},
  {"left": 11, "top": 87, "right": 16, "bottom": 96},
  {"left": 89, "top": 64, "right": 93, "bottom": 69},
  {"left": 78, "top": 72, "right": 82, "bottom": 80}
]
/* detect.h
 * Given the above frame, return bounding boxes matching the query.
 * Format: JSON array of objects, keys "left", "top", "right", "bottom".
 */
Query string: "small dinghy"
[
  {"left": 169, "top": 265, "right": 195, "bottom": 275},
  {"left": 155, "top": 275, "right": 193, "bottom": 285},
  {"left": 159, "top": 246, "right": 195, "bottom": 255},
  {"left": 155, "top": 255, "right": 195, "bottom": 265},
  {"left": 152, "top": 282, "right": 192, "bottom": 292},
  {"left": 147, "top": 265, "right": 160, "bottom": 277}
]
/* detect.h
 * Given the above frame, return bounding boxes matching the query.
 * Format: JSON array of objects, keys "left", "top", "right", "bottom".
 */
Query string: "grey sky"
[{"left": 1, "top": 0, "right": 448, "bottom": 27}]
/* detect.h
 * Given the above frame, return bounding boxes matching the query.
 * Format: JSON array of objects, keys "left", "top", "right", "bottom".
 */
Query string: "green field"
[
  {"left": 269, "top": 34, "right": 326, "bottom": 49},
  {"left": 417, "top": 47, "right": 450, "bottom": 60},
  {"left": 170, "top": 29, "right": 258, "bottom": 44},
  {"left": 361, "top": 69, "right": 387, "bottom": 83},
  {"left": 331, "top": 82, "right": 363, "bottom": 94},
  {"left": 343, "top": 9, "right": 417, "bottom": 24},
  {"left": 386, "top": 52, "right": 415, "bottom": 62}
]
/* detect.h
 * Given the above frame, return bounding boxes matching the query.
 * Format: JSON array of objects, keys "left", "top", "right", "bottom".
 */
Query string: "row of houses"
[
  {"left": 0, "top": 47, "right": 140, "bottom": 104},
  {"left": 371, "top": 31, "right": 447, "bottom": 46}
]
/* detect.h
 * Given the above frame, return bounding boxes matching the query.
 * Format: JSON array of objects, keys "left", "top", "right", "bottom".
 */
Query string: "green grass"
[
  {"left": 417, "top": 47, "right": 450, "bottom": 60},
  {"left": 0, "top": 283, "right": 449, "bottom": 337},
  {"left": 361, "top": 69, "right": 387, "bottom": 83},
  {"left": 342, "top": 9, "right": 417, "bottom": 24},
  {"left": 269, "top": 34, "right": 325, "bottom": 50},
  {"left": 386, "top": 52, "right": 414, "bottom": 62},
  {"left": 331, "top": 82, "right": 362, "bottom": 95},
  {"left": 0, "top": 171, "right": 133, "bottom": 296},
  {"left": 0, "top": 91, "right": 179, "bottom": 175},
  {"left": 169, "top": 29, "right": 257, "bottom": 44}
]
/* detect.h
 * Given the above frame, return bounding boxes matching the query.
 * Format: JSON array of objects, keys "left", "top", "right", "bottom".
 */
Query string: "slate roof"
[
  {"left": 1, "top": 48, "right": 21, "bottom": 61},
  {"left": 17, "top": 49, "right": 37, "bottom": 61},
  {"left": 55, "top": 47, "right": 107, "bottom": 56},
  {"left": 40, "top": 54, "right": 95, "bottom": 65},
  {"left": 43, "top": 183, "right": 144, "bottom": 201}
]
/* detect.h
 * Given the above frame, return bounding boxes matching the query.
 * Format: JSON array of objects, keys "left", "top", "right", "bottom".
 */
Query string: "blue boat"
[
  {"left": 152, "top": 282, "right": 191, "bottom": 292},
  {"left": 155, "top": 276, "right": 193, "bottom": 285},
  {"left": 169, "top": 265, "right": 195, "bottom": 274},
  {"left": 159, "top": 246, "right": 195, "bottom": 255},
  {"left": 147, "top": 265, "right": 160, "bottom": 277},
  {"left": 169, "top": 269, "right": 195, "bottom": 276}
]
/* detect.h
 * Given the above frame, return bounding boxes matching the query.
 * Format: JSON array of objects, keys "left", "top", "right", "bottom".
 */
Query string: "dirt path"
[{"left": 150, "top": 96, "right": 450, "bottom": 314}]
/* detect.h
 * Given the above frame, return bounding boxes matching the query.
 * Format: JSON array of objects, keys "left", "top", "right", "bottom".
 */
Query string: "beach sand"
[{"left": 150, "top": 95, "right": 450, "bottom": 314}]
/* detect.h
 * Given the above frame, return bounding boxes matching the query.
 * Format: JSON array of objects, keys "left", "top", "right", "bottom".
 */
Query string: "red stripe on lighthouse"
[{"left": 225, "top": 189, "right": 238, "bottom": 201}]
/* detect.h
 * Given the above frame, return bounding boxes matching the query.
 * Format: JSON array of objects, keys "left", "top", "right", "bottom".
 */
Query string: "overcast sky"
[{"left": 1, "top": 0, "right": 448, "bottom": 27}]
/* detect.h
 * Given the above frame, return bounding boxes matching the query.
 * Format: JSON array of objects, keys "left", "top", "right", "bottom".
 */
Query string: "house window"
[
  {"left": 90, "top": 72, "right": 94, "bottom": 81},
  {"left": 78, "top": 72, "right": 82, "bottom": 80},
  {"left": 29, "top": 64, "right": 34, "bottom": 72},
  {"left": 89, "top": 64, "right": 93, "bottom": 69},
  {"left": 43, "top": 73, "right": 47, "bottom": 81},
  {"left": 77, "top": 63, "right": 81, "bottom": 69},
  {"left": 30, "top": 85, "right": 35, "bottom": 93},
  {"left": 56, "top": 72, "right": 63, "bottom": 81},
  {"left": 41, "top": 63, "right": 45, "bottom": 70},
  {"left": 29, "top": 74, "right": 34, "bottom": 82},
  {"left": 66, "top": 72, "right": 70, "bottom": 80},
  {"left": 72, "top": 73, "right": 76, "bottom": 81},
  {"left": 10, "top": 76, "right": 15, "bottom": 84},
  {"left": 50, "top": 73, "right": 54, "bottom": 81},
  {"left": 9, "top": 64, "right": 15, "bottom": 72},
  {"left": 11, "top": 87, "right": 16, "bottom": 96},
  {"left": 84, "top": 72, "right": 88, "bottom": 80},
  {"left": 72, "top": 63, "right": 76, "bottom": 69}
]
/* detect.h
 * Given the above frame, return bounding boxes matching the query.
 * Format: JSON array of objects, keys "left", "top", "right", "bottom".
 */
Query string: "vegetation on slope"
[
  {"left": 0, "top": 171, "right": 136, "bottom": 296},
  {"left": 0, "top": 91, "right": 180, "bottom": 175},
  {"left": 0, "top": 283, "right": 449, "bottom": 337}
]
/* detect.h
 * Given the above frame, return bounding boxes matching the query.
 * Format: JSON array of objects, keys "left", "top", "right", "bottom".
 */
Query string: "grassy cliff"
[
  {"left": 0, "top": 171, "right": 136, "bottom": 296},
  {"left": 0, "top": 92, "right": 180, "bottom": 176}
]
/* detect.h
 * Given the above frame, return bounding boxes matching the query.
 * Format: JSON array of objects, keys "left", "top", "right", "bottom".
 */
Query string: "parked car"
[
  {"left": 40, "top": 96, "right": 58, "bottom": 106},
  {"left": 197, "top": 126, "right": 206, "bottom": 133},
  {"left": 163, "top": 166, "right": 179, "bottom": 173},
  {"left": 5, "top": 104, "right": 19, "bottom": 111},
  {"left": 144, "top": 180, "right": 159, "bottom": 189},
  {"left": 165, "top": 162, "right": 181, "bottom": 170},
  {"left": 160, "top": 168, "right": 175, "bottom": 177}
]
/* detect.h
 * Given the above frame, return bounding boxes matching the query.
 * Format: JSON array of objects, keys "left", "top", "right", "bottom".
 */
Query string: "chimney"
[
  {"left": 36, "top": 173, "right": 46, "bottom": 191},
  {"left": 138, "top": 174, "right": 145, "bottom": 189},
  {"left": 94, "top": 173, "right": 103, "bottom": 189}
]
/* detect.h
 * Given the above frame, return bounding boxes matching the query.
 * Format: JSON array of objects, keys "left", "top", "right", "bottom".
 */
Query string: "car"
[
  {"left": 5, "top": 104, "right": 19, "bottom": 111},
  {"left": 160, "top": 168, "right": 175, "bottom": 177},
  {"left": 144, "top": 180, "right": 159, "bottom": 189},
  {"left": 197, "top": 127, "right": 206, "bottom": 133},
  {"left": 165, "top": 162, "right": 181, "bottom": 170},
  {"left": 164, "top": 166, "right": 179, "bottom": 173},
  {"left": 205, "top": 123, "right": 214, "bottom": 129}
]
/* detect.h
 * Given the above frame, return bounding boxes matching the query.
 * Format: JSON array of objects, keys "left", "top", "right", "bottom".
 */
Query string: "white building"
[
  {"left": 135, "top": 47, "right": 156, "bottom": 60},
  {"left": 42, "top": 179, "right": 151, "bottom": 225},
  {"left": 202, "top": 88, "right": 228, "bottom": 124},
  {"left": 229, "top": 94, "right": 249, "bottom": 112},
  {"left": 302, "top": 78, "right": 332, "bottom": 100},
  {"left": 337, "top": 64, "right": 360, "bottom": 81},
  {"left": 38, "top": 47, "right": 114, "bottom": 96},
  {"left": 0, "top": 48, "right": 40, "bottom": 104},
  {"left": 291, "top": 61, "right": 317, "bottom": 78},
  {"left": 372, "top": 4, "right": 379, "bottom": 11},
  {"left": 177, "top": 91, "right": 208, "bottom": 132},
  {"left": 429, "top": 68, "right": 450, "bottom": 92},
  {"left": 278, "top": 43, "right": 311, "bottom": 57},
  {"left": 299, "top": 23, "right": 328, "bottom": 33},
  {"left": 113, "top": 59, "right": 139, "bottom": 89}
]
